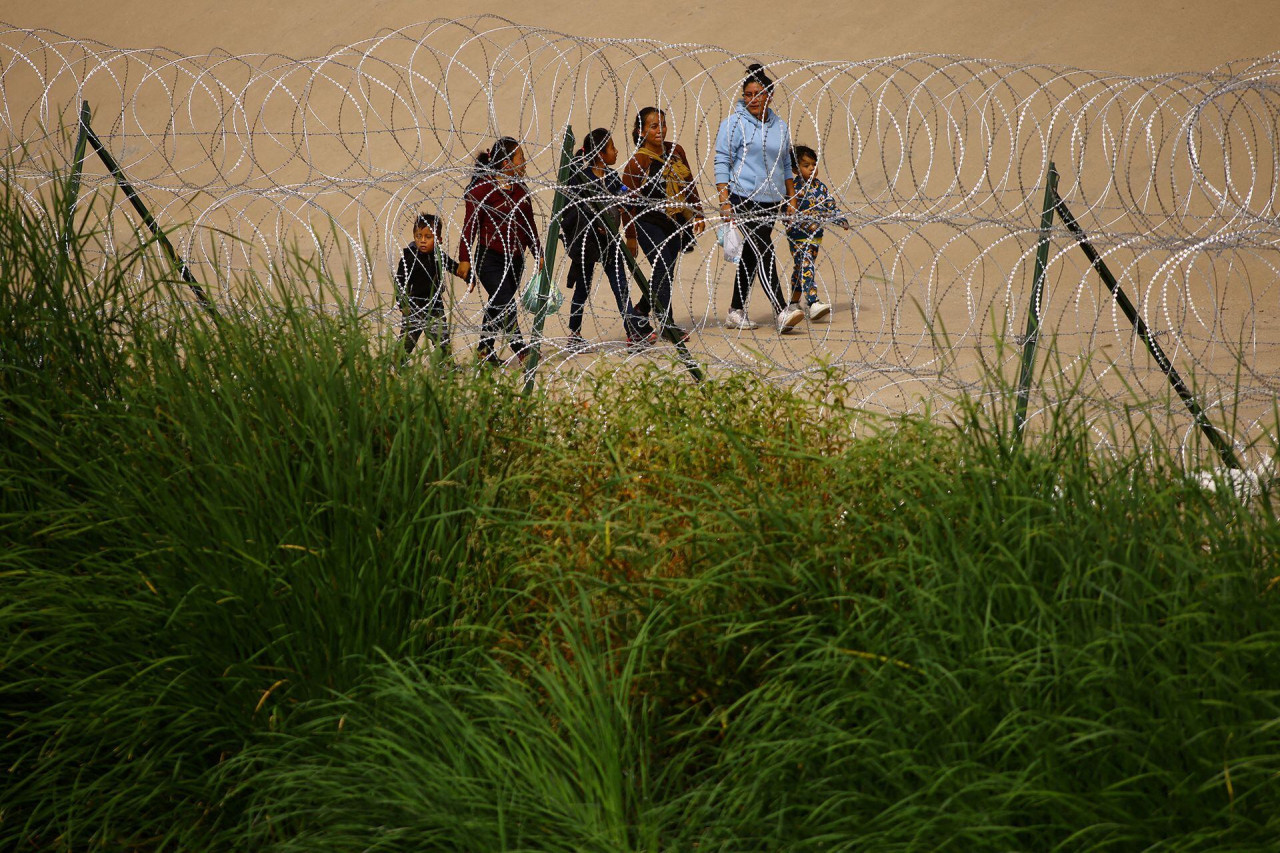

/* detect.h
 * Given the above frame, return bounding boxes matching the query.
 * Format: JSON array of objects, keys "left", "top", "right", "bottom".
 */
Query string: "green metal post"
[
  {"left": 1053, "top": 191, "right": 1241, "bottom": 470},
  {"left": 1013, "top": 162, "right": 1058, "bottom": 445},
  {"left": 522, "top": 124, "right": 576, "bottom": 393},
  {"left": 80, "top": 110, "right": 214, "bottom": 310},
  {"left": 63, "top": 100, "right": 91, "bottom": 260}
]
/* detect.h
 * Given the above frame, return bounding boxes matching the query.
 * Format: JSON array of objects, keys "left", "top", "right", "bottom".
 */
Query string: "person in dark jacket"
[
  {"left": 561, "top": 127, "right": 656, "bottom": 350},
  {"left": 459, "top": 137, "right": 541, "bottom": 365},
  {"left": 395, "top": 212, "right": 470, "bottom": 358}
]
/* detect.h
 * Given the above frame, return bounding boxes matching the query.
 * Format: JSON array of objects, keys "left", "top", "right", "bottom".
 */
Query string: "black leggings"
[
  {"left": 566, "top": 235, "right": 644, "bottom": 336},
  {"left": 475, "top": 250, "right": 527, "bottom": 359},
  {"left": 729, "top": 196, "right": 787, "bottom": 314}
]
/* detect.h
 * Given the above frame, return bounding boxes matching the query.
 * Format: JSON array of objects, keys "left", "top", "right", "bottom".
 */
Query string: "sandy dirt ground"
[
  {"left": 2, "top": 2, "right": 1277, "bottom": 463},
  {"left": 6, "top": 1, "right": 1279, "bottom": 74}
]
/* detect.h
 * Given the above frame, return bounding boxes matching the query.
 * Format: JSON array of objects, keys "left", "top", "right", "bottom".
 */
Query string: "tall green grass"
[{"left": 2, "top": 174, "right": 1278, "bottom": 850}]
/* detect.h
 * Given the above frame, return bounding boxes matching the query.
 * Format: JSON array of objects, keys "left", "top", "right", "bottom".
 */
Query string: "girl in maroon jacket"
[{"left": 459, "top": 137, "right": 542, "bottom": 364}]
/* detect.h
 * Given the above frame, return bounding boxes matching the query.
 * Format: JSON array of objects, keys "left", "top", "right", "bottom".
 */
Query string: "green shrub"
[{"left": 2, "top": 173, "right": 1277, "bottom": 851}]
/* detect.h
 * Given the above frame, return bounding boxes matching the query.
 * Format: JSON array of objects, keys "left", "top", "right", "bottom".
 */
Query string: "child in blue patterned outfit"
[{"left": 786, "top": 145, "right": 849, "bottom": 322}]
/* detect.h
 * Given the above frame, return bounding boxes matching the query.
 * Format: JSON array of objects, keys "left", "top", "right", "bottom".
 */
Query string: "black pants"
[
  {"left": 566, "top": 235, "right": 644, "bottom": 337},
  {"left": 475, "top": 250, "right": 526, "bottom": 360},
  {"left": 400, "top": 293, "right": 448, "bottom": 357},
  {"left": 729, "top": 196, "right": 787, "bottom": 314}
]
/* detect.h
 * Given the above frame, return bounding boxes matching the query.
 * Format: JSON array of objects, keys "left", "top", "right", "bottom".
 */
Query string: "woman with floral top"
[{"left": 621, "top": 107, "right": 705, "bottom": 342}]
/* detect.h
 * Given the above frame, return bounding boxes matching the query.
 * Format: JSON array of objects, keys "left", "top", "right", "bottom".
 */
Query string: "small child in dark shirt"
[{"left": 395, "top": 213, "right": 470, "bottom": 357}]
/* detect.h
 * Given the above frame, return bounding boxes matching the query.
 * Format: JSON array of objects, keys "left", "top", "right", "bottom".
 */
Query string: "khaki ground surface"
[{"left": 8, "top": 1, "right": 1278, "bottom": 74}]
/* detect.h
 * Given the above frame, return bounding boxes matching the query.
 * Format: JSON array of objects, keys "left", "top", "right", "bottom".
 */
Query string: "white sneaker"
[
  {"left": 726, "top": 309, "right": 759, "bottom": 330},
  {"left": 777, "top": 304, "right": 804, "bottom": 333},
  {"left": 808, "top": 300, "right": 831, "bottom": 321}
]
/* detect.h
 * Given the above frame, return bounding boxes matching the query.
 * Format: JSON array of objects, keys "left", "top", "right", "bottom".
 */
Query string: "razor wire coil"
[{"left": 3, "top": 15, "right": 1279, "bottom": 465}]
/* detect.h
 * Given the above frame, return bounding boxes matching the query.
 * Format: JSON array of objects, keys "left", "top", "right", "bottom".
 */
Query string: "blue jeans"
[{"left": 633, "top": 217, "right": 683, "bottom": 327}]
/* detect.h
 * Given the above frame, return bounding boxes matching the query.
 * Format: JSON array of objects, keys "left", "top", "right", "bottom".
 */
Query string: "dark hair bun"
[{"left": 744, "top": 62, "right": 773, "bottom": 91}]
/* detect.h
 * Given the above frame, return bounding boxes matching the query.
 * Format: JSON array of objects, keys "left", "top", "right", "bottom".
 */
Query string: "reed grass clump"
[{"left": 2, "top": 176, "right": 1277, "bottom": 850}]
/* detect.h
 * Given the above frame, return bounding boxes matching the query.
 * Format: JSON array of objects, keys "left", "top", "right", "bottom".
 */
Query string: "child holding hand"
[
  {"left": 786, "top": 145, "right": 849, "bottom": 322},
  {"left": 396, "top": 212, "right": 470, "bottom": 357}
]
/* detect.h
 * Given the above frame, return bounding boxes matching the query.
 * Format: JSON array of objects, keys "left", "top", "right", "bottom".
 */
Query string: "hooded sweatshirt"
[
  {"left": 713, "top": 101, "right": 793, "bottom": 204},
  {"left": 458, "top": 175, "right": 539, "bottom": 264}
]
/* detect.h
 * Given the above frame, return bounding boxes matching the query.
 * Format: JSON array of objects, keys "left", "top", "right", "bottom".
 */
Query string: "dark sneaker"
[
  {"left": 632, "top": 316, "right": 657, "bottom": 336},
  {"left": 627, "top": 329, "right": 659, "bottom": 349},
  {"left": 659, "top": 323, "right": 691, "bottom": 343}
]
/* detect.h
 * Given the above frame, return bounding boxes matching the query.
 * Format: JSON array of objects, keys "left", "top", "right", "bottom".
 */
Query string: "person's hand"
[
  {"left": 625, "top": 237, "right": 639, "bottom": 257},
  {"left": 456, "top": 261, "right": 471, "bottom": 279},
  {"left": 841, "top": 222, "right": 851, "bottom": 231},
  {"left": 719, "top": 201, "right": 733, "bottom": 222},
  {"left": 466, "top": 278, "right": 477, "bottom": 294},
  {"left": 693, "top": 216, "right": 706, "bottom": 236},
  {"left": 785, "top": 198, "right": 798, "bottom": 218}
]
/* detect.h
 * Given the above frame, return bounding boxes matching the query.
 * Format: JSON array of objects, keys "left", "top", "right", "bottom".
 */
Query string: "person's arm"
[
  {"left": 713, "top": 116, "right": 736, "bottom": 220},
  {"left": 441, "top": 253, "right": 458, "bottom": 277},
  {"left": 518, "top": 188, "right": 544, "bottom": 270},
  {"left": 620, "top": 153, "right": 644, "bottom": 249},
  {"left": 716, "top": 182, "right": 733, "bottom": 221},
  {"left": 817, "top": 181, "right": 850, "bottom": 228},
  {"left": 576, "top": 168, "right": 607, "bottom": 239},
  {"left": 459, "top": 186, "right": 482, "bottom": 291},
  {"left": 441, "top": 250, "right": 466, "bottom": 280},
  {"left": 597, "top": 170, "right": 624, "bottom": 235},
  {"left": 395, "top": 251, "right": 409, "bottom": 293},
  {"left": 673, "top": 144, "right": 702, "bottom": 214},
  {"left": 781, "top": 123, "right": 797, "bottom": 217},
  {"left": 673, "top": 144, "right": 706, "bottom": 235},
  {"left": 458, "top": 187, "right": 478, "bottom": 266}
]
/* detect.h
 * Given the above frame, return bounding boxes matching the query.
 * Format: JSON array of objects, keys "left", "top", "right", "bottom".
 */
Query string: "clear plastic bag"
[
  {"left": 717, "top": 223, "right": 744, "bottom": 264},
  {"left": 520, "top": 270, "right": 563, "bottom": 314}
]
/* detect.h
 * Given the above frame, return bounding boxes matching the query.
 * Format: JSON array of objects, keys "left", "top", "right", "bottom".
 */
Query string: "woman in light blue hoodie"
[{"left": 714, "top": 63, "right": 802, "bottom": 333}]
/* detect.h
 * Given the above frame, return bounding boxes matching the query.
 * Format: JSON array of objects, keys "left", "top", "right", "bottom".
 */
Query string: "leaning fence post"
[
  {"left": 78, "top": 102, "right": 214, "bottom": 311},
  {"left": 522, "top": 123, "right": 575, "bottom": 393},
  {"left": 62, "top": 100, "right": 92, "bottom": 260},
  {"left": 1013, "top": 161, "right": 1058, "bottom": 447},
  {"left": 1053, "top": 190, "right": 1241, "bottom": 470}
]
